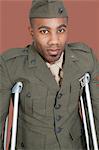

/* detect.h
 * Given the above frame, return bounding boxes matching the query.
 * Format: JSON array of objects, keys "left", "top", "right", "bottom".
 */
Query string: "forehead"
[{"left": 31, "top": 18, "right": 67, "bottom": 29}]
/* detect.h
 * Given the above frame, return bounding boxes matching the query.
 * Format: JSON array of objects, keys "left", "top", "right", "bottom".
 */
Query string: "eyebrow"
[
  {"left": 57, "top": 24, "right": 67, "bottom": 29},
  {"left": 38, "top": 26, "right": 50, "bottom": 30},
  {"left": 38, "top": 24, "right": 67, "bottom": 30}
]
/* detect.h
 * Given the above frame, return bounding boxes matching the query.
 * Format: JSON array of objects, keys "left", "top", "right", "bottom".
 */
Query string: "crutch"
[
  {"left": 79, "top": 73, "right": 98, "bottom": 150},
  {"left": 4, "top": 82, "right": 23, "bottom": 150}
]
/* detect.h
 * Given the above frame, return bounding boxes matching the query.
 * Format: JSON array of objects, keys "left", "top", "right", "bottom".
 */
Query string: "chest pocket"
[{"left": 20, "top": 80, "right": 48, "bottom": 116}]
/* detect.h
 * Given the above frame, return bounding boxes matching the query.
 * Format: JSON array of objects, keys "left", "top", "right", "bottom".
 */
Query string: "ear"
[{"left": 28, "top": 26, "right": 34, "bottom": 37}]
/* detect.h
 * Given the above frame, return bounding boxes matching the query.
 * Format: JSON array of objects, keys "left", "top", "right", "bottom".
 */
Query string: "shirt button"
[
  {"left": 31, "top": 59, "right": 35, "bottom": 65},
  {"left": 56, "top": 127, "right": 62, "bottom": 133},
  {"left": 26, "top": 92, "right": 31, "bottom": 97},
  {"left": 54, "top": 104, "right": 61, "bottom": 109},
  {"left": 21, "top": 142, "right": 24, "bottom": 148},
  {"left": 56, "top": 115, "right": 62, "bottom": 121},
  {"left": 57, "top": 93, "right": 63, "bottom": 99},
  {"left": 58, "top": 8, "right": 63, "bottom": 14}
]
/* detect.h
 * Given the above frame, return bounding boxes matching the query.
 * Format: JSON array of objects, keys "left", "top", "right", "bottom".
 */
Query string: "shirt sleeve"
[{"left": 0, "top": 56, "right": 12, "bottom": 149}]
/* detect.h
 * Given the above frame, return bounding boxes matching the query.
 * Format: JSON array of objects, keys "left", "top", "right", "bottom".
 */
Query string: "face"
[{"left": 29, "top": 18, "right": 68, "bottom": 64}]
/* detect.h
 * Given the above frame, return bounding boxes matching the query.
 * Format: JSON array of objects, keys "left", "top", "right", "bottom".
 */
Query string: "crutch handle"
[{"left": 12, "top": 82, "right": 23, "bottom": 93}]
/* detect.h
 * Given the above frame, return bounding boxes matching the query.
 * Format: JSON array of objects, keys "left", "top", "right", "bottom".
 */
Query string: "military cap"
[{"left": 29, "top": 0, "right": 68, "bottom": 19}]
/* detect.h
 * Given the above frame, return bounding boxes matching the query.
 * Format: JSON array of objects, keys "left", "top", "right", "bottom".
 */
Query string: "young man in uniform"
[{"left": 0, "top": 0, "right": 99, "bottom": 149}]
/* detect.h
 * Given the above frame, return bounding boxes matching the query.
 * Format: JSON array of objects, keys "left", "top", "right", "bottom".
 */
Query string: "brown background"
[
  {"left": 0, "top": 0, "right": 99, "bottom": 59},
  {"left": 0, "top": 0, "right": 99, "bottom": 149}
]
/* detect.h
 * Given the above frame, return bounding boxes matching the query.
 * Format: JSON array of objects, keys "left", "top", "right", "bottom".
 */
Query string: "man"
[{"left": 0, "top": 0, "right": 99, "bottom": 149}]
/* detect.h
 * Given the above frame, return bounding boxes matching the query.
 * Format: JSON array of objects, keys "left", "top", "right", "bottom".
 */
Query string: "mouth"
[{"left": 48, "top": 49, "right": 60, "bottom": 55}]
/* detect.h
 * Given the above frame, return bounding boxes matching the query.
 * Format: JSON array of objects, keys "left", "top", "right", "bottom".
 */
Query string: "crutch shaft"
[
  {"left": 80, "top": 73, "right": 98, "bottom": 150},
  {"left": 4, "top": 116, "right": 8, "bottom": 150},
  {"left": 10, "top": 93, "right": 19, "bottom": 150},
  {"left": 80, "top": 96, "right": 90, "bottom": 150},
  {"left": 85, "top": 76, "right": 98, "bottom": 150},
  {"left": 10, "top": 82, "right": 23, "bottom": 150}
]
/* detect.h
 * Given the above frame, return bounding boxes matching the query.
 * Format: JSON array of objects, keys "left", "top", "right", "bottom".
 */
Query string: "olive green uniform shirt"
[{"left": 0, "top": 43, "right": 99, "bottom": 150}]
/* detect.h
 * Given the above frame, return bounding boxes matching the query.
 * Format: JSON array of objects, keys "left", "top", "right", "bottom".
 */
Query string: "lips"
[{"left": 48, "top": 49, "right": 60, "bottom": 55}]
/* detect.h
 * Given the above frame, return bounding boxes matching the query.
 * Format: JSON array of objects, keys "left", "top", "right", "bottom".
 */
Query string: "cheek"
[
  {"left": 59, "top": 35, "right": 67, "bottom": 44},
  {"left": 35, "top": 34, "right": 48, "bottom": 45},
  {"left": 63, "top": 33, "right": 68, "bottom": 42},
  {"left": 34, "top": 36, "right": 48, "bottom": 54}
]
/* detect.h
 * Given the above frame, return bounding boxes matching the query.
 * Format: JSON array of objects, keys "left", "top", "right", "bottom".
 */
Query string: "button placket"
[
  {"left": 54, "top": 90, "right": 64, "bottom": 136},
  {"left": 54, "top": 91, "right": 63, "bottom": 109},
  {"left": 57, "top": 92, "right": 63, "bottom": 99},
  {"left": 54, "top": 104, "right": 61, "bottom": 109},
  {"left": 54, "top": 106, "right": 62, "bottom": 135},
  {"left": 55, "top": 127, "right": 62, "bottom": 133}
]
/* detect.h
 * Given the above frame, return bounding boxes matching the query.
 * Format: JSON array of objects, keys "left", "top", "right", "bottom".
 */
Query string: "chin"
[{"left": 48, "top": 56, "right": 60, "bottom": 64}]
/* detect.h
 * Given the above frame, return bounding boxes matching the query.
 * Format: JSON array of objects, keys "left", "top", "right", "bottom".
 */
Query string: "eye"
[
  {"left": 58, "top": 28, "right": 66, "bottom": 33},
  {"left": 40, "top": 30, "right": 49, "bottom": 34}
]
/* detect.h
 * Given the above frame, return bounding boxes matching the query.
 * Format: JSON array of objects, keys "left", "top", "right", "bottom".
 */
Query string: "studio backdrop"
[
  {"left": 0, "top": 1, "right": 99, "bottom": 149},
  {"left": 0, "top": 0, "right": 99, "bottom": 59}
]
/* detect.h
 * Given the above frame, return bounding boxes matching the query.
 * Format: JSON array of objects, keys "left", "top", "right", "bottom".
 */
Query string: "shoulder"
[
  {"left": 67, "top": 42, "right": 92, "bottom": 53},
  {"left": 67, "top": 42, "right": 94, "bottom": 63},
  {"left": 0, "top": 45, "right": 31, "bottom": 82},
  {"left": 0, "top": 46, "right": 29, "bottom": 61},
  {"left": 67, "top": 42, "right": 97, "bottom": 72}
]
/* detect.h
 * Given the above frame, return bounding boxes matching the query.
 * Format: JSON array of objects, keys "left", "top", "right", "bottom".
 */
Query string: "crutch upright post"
[
  {"left": 4, "top": 82, "right": 23, "bottom": 150},
  {"left": 11, "top": 82, "right": 23, "bottom": 150},
  {"left": 80, "top": 73, "right": 98, "bottom": 150}
]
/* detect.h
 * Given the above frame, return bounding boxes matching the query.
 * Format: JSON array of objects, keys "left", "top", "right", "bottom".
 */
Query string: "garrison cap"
[{"left": 29, "top": 0, "right": 68, "bottom": 19}]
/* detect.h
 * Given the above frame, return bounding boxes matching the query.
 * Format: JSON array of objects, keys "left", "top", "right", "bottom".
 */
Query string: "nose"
[{"left": 48, "top": 32, "right": 59, "bottom": 45}]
